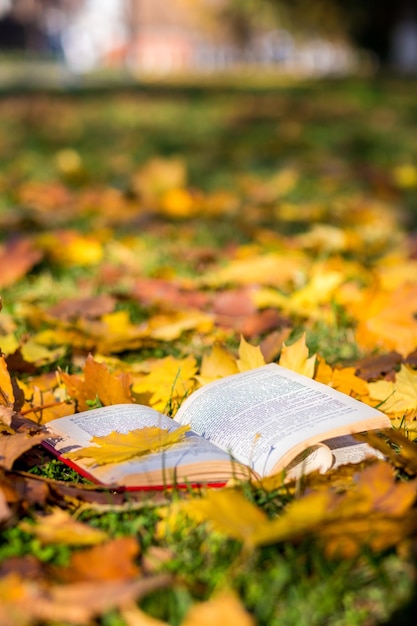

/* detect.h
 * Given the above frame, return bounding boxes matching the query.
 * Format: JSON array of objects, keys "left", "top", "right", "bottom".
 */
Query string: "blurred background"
[{"left": 0, "top": 0, "right": 416, "bottom": 84}]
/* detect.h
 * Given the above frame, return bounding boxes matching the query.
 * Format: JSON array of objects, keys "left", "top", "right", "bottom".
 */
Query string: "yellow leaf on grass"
[
  {"left": 196, "top": 344, "right": 239, "bottom": 386},
  {"left": 236, "top": 336, "right": 266, "bottom": 372},
  {"left": 182, "top": 592, "right": 255, "bottom": 626},
  {"left": 132, "top": 356, "right": 197, "bottom": 412},
  {"left": 65, "top": 425, "right": 190, "bottom": 466},
  {"left": 368, "top": 365, "right": 417, "bottom": 423},
  {"left": 19, "top": 508, "right": 108, "bottom": 545},
  {"left": 278, "top": 333, "right": 316, "bottom": 378}
]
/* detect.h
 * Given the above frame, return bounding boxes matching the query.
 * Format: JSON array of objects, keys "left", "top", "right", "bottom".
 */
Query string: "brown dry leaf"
[
  {"left": 236, "top": 336, "right": 266, "bottom": 372},
  {"left": 0, "top": 489, "right": 11, "bottom": 524},
  {"left": 132, "top": 356, "right": 197, "bottom": 412},
  {"left": 19, "top": 508, "right": 108, "bottom": 546},
  {"left": 47, "top": 295, "right": 116, "bottom": 321},
  {"left": 181, "top": 592, "right": 255, "bottom": 626},
  {"left": 64, "top": 424, "right": 190, "bottom": 466},
  {"left": 278, "top": 332, "right": 316, "bottom": 378},
  {"left": 196, "top": 344, "right": 239, "bottom": 387},
  {"left": 0, "top": 431, "right": 46, "bottom": 471},
  {"left": 0, "top": 237, "right": 43, "bottom": 288},
  {"left": 61, "top": 354, "right": 133, "bottom": 411},
  {"left": 54, "top": 537, "right": 140, "bottom": 583},
  {"left": 354, "top": 351, "right": 402, "bottom": 381},
  {"left": 133, "top": 277, "right": 209, "bottom": 310}
]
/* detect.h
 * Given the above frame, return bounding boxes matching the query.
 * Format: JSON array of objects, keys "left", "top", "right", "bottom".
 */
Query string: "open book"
[{"left": 43, "top": 364, "right": 391, "bottom": 490}]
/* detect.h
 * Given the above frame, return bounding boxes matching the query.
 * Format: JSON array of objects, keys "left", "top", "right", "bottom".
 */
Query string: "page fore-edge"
[{"left": 41, "top": 439, "right": 228, "bottom": 492}]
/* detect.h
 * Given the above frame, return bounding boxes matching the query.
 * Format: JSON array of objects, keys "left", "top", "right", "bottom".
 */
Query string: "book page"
[
  {"left": 45, "top": 404, "right": 246, "bottom": 486},
  {"left": 324, "top": 435, "right": 385, "bottom": 469},
  {"left": 174, "top": 364, "right": 390, "bottom": 477}
]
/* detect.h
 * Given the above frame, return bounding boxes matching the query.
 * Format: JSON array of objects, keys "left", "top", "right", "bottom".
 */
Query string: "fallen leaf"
[
  {"left": 54, "top": 537, "right": 141, "bottom": 582},
  {"left": 61, "top": 354, "right": 133, "bottom": 411},
  {"left": 182, "top": 592, "right": 255, "bottom": 626},
  {"left": 0, "top": 237, "right": 43, "bottom": 288},
  {"left": 368, "top": 364, "right": 417, "bottom": 422},
  {"left": 64, "top": 425, "right": 190, "bottom": 466},
  {"left": 278, "top": 332, "right": 316, "bottom": 378},
  {"left": 236, "top": 336, "right": 266, "bottom": 372},
  {"left": 132, "top": 356, "right": 197, "bottom": 412},
  {"left": 19, "top": 508, "right": 108, "bottom": 546},
  {"left": 0, "top": 431, "right": 46, "bottom": 471},
  {"left": 196, "top": 344, "right": 239, "bottom": 386}
]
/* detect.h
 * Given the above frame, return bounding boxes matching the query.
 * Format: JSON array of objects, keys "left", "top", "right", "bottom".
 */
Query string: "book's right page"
[{"left": 174, "top": 364, "right": 391, "bottom": 478}]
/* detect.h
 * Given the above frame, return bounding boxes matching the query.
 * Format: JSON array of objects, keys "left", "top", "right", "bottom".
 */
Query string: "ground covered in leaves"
[{"left": 1, "top": 76, "right": 417, "bottom": 625}]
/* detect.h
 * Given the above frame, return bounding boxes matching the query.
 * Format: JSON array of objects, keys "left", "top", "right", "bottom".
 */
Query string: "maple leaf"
[
  {"left": 64, "top": 425, "right": 190, "bottom": 466},
  {"left": 19, "top": 508, "right": 109, "bottom": 546},
  {"left": 315, "top": 358, "right": 369, "bottom": 399},
  {"left": 61, "top": 354, "right": 133, "bottom": 412},
  {"left": 278, "top": 332, "right": 316, "bottom": 378},
  {"left": 368, "top": 364, "right": 417, "bottom": 424},
  {"left": 236, "top": 336, "right": 266, "bottom": 372},
  {"left": 132, "top": 355, "right": 197, "bottom": 412},
  {"left": 196, "top": 344, "right": 239, "bottom": 386}
]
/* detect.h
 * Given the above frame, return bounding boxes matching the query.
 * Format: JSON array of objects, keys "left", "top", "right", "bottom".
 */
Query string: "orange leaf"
[{"left": 61, "top": 354, "right": 133, "bottom": 411}]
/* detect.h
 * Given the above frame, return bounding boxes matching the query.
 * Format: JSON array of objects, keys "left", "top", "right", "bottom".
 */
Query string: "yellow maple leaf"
[
  {"left": 236, "top": 336, "right": 266, "bottom": 372},
  {"left": 19, "top": 508, "right": 108, "bottom": 545},
  {"left": 278, "top": 333, "right": 316, "bottom": 378},
  {"left": 368, "top": 365, "right": 417, "bottom": 423},
  {"left": 64, "top": 425, "right": 190, "bottom": 466},
  {"left": 132, "top": 355, "right": 197, "bottom": 413},
  {"left": 61, "top": 354, "right": 133, "bottom": 412},
  {"left": 196, "top": 344, "right": 239, "bottom": 386}
]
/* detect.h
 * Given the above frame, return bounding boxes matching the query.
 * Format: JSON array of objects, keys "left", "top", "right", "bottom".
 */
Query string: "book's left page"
[{"left": 44, "top": 404, "right": 251, "bottom": 489}]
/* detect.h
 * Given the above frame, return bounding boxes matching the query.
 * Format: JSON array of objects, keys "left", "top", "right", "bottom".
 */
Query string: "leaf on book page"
[
  {"left": 236, "top": 336, "right": 266, "bottom": 372},
  {"left": 19, "top": 508, "right": 108, "bottom": 546},
  {"left": 368, "top": 364, "right": 417, "bottom": 424},
  {"left": 181, "top": 592, "right": 256, "bottom": 626},
  {"left": 61, "top": 354, "right": 133, "bottom": 412},
  {"left": 196, "top": 344, "right": 238, "bottom": 386},
  {"left": 278, "top": 332, "right": 316, "bottom": 378},
  {"left": 64, "top": 425, "right": 190, "bottom": 466}
]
